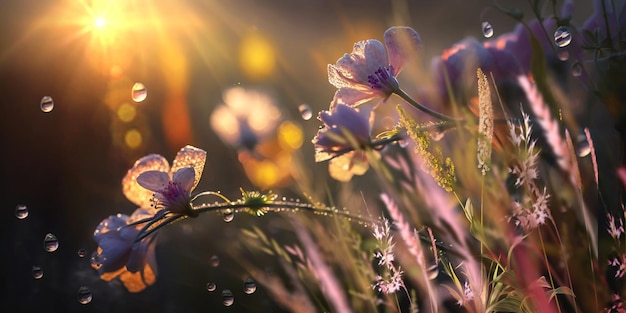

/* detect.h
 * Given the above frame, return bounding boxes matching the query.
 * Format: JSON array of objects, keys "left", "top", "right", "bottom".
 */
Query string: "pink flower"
[
  {"left": 91, "top": 208, "right": 158, "bottom": 293},
  {"left": 312, "top": 103, "right": 373, "bottom": 162},
  {"left": 328, "top": 26, "right": 422, "bottom": 109},
  {"left": 130, "top": 145, "right": 207, "bottom": 216}
]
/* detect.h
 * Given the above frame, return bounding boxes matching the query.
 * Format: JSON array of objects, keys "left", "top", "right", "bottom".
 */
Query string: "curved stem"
[
  {"left": 394, "top": 88, "right": 461, "bottom": 122},
  {"left": 191, "top": 191, "right": 231, "bottom": 203},
  {"left": 193, "top": 201, "right": 373, "bottom": 225}
]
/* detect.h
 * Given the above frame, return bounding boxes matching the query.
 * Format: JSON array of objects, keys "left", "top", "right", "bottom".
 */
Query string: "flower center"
[
  {"left": 367, "top": 65, "right": 399, "bottom": 95},
  {"left": 152, "top": 181, "right": 194, "bottom": 216}
]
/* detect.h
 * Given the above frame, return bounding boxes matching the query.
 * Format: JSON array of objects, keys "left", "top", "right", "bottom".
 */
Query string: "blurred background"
[{"left": 0, "top": 0, "right": 592, "bottom": 312}]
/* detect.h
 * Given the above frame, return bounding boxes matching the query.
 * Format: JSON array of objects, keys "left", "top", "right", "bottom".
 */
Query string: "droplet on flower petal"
[
  {"left": 576, "top": 134, "right": 590, "bottom": 157},
  {"left": 481, "top": 21, "right": 493, "bottom": 38},
  {"left": 298, "top": 104, "right": 312, "bottom": 120},
  {"left": 131, "top": 83, "right": 147, "bottom": 102},
  {"left": 223, "top": 209, "right": 234, "bottom": 223},
  {"left": 15, "top": 205, "right": 28, "bottom": 219},
  {"left": 571, "top": 62, "right": 582, "bottom": 77},
  {"left": 77, "top": 286, "right": 92, "bottom": 304},
  {"left": 77, "top": 248, "right": 87, "bottom": 258},
  {"left": 554, "top": 26, "right": 572, "bottom": 48},
  {"left": 206, "top": 282, "right": 217, "bottom": 292},
  {"left": 243, "top": 277, "right": 256, "bottom": 294},
  {"left": 90, "top": 251, "right": 102, "bottom": 269},
  {"left": 210, "top": 255, "right": 220, "bottom": 267},
  {"left": 32, "top": 266, "right": 43, "bottom": 279},
  {"left": 40, "top": 96, "right": 54, "bottom": 113},
  {"left": 43, "top": 233, "right": 59, "bottom": 252},
  {"left": 222, "top": 289, "right": 234, "bottom": 306}
]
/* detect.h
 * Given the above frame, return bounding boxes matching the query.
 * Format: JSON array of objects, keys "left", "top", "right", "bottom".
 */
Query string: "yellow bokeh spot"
[
  {"left": 278, "top": 121, "right": 303, "bottom": 151},
  {"left": 251, "top": 160, "right": 279, "bottom": 189},
  {"left": 124, "top": 129, "right": 143, "bottom": 148},
  {"left": 239, "top": 33, "right": 275, "bottom": 79},
  {"left": 117, "top": 103, "right": 136, "bottom": 122}
]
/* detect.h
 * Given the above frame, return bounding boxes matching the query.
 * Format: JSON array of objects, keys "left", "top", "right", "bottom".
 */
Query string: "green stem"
[{"left": 394, "top": 88, "right": 461, "bottom": 122}]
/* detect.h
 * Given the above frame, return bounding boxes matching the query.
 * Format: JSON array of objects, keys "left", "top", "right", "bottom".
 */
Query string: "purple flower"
[
  {"left": 137, "top": 167, "right": 196, "bottom": 215},
  {"left": 430, "top": 0, "right": 583, "bottom": 108},
  {"left": 91, "top": 208, "right": 158, "bottom": 293},
  {"left": 582, "top": 0, "right": 626, "bottom": 51},
  {"left": 312, "top": 103, "right": 373, "bottom": 162},
  {"left": 431, "top": 36, "right": 523, "bottom": 104},
  {"left": 328, "top": 26, "right": 422, "bottom": 108},
  {"left": 126, "top": 145, "right": 206, "bottom": 216}
]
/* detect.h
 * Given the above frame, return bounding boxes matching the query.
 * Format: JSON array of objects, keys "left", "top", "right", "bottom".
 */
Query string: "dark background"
[{"left": 0, "top": 0, "right": 592, "bottom": 312}]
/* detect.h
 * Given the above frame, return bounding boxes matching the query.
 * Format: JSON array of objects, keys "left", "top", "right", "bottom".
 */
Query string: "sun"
[{"left": 94, "top": 16, "right": 106, "bottom": 29}]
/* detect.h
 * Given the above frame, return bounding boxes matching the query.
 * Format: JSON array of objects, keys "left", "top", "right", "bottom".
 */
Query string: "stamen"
[{"left": 367, "top": 65, "right": 399, "bottom": 94}]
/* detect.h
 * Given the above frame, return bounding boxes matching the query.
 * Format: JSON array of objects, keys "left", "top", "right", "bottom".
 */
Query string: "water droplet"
[
  {"left": 243, "top": 277, "right": 256, "bottom": 294},
  {"left": 77, "top": 286, "right": 92, "bottom": 304},
  {"left": 554, "top": 26, "right": 572, "bottom": 48},
  {"left": 77, "top": 248, "right": 87, "bottom": 258},
  {"left": 222, "top": 289, "right": 234, "bottom": 306},
  {"left": 40, "top": 96, "right": 54, "bottom": 113},
  {"left": 481, "top": 21, "right": 494, "bottom": 38},
  {"left": 210, "top": 255, "right": 220, "bottom": 267},
  {"left": 32, "top": 266, "right": 43, "bottom": 279},
  {"left": 576, "top": 134, "right": 590, "bottom": 157},
  {"left": 43, "top": 233, "right": 59, "bottom": 252},
  {"left": 298, "top": 104, "right": 313, "bottom": 120},
  {"left": 571, "top": 62, "right": 583, "bottom": 77},
  {"left": 398, "top": 139, "right": 409, "bottom": 148},
  {"left": 131, "top": 83, "right": 147, "bottom": 102},
  {"left": 206, "top": 282, "right": 217, "bottom": 292},
  {"left": 223, "top": 209, "right": 234, "bottom": 223},
  {"left": 557, "top": 50, "right": 569, "bottom": 61},
  {"left": 15, "top": 205, "right": 28, "bottom": 219}
]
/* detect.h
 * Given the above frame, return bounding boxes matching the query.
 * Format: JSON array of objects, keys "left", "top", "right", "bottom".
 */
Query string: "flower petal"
[
  {"left": 94, "top": 214, "right": 129, "bottom": 239},
  {"left": 333, "top": 39, "right": 388, "bottom": 85},
  {"left": 172, "top": 167, "right": 195, "bottom": 193},
  {"left": 122, "top": 154, "right": 170, "bottom": 207},
  {"left": 171, "top": 145, "right": 207, "bottom": 191},
  {"left": 137, "top": 171, "right": 170, "bottom": 192},
  {"left": 330, "top": 88, "right": 379, "bottom": 109},
  {"left": 383, "top": 26, "right": 422, "bottom": 73},
  {"left": 328, "top": 151, "right": 369, "bottom": 182},
  {"left": 97, "top": 236, "right": 133, "bottom": 273}
]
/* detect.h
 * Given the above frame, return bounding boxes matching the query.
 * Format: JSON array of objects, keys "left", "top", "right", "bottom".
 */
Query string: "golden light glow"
[
  {"left": 239, "top": 32, "right": 276, "bottom": 79},
  {"left": 117, "top": 103, "right": 136, "bottom": 122},
  {"left": 278, "top": 121, "right": 303, "bottom": 151},
  {"left": 124, "top": 129, "right": 143, "bottom": 148}
]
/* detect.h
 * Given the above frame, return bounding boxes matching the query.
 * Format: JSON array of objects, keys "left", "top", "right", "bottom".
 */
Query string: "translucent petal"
[
  {"left": 119, "top": 270, "right": 149, "bottom": 293},
  {"left": 328, "top": 153, "right": 356, "bottom": 182},
  {"left": 171, "top": 145, "right": 206, "bottom": 190},
  {"left": 99, "top": 267, "right": 125, "bottom": 282},
  {"left": 384, "top": 26, "right": 422, "bottom": 73},
  {"left": 330, "top": 88, "right": 378, "bottom": 109},
  {"left": 123, "top": 154, "right": 170, "bottom": 207},
  {"left": 334, "top": 39, "right": 387, "bottom": 85},
  {"left": 328, "top": 151, "right": 371, "bottom": 182},
  {"left": 137, "top": 171, "right": 170, "bottom": 192},
  {"left": 172, "top": 167, "right": 195, "bottom": 193}
]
